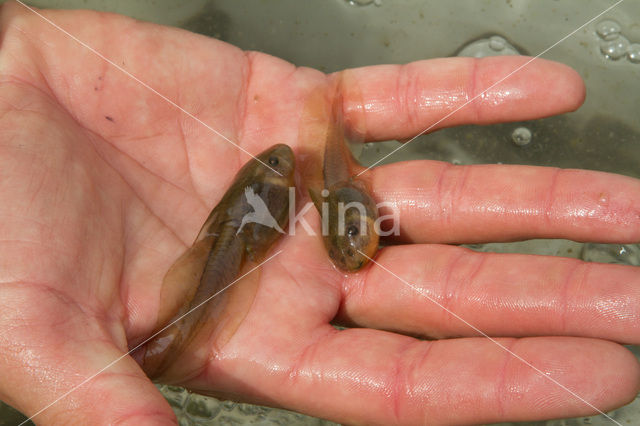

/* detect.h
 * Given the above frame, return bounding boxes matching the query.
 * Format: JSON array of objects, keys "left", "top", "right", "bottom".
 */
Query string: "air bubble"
[
  {"left": 628, "top": 43, "right": 640, "bottom": 64},
  {"left": 489, "top": 36, "right": 506, "bottom": 52},
  {"left": 456, "top": 34, "right": 521, "bottom": 58},
  {"left": 596, "top": 19, "right": 621, "bottom": 41},
  {"left": 346, "top": 0, "right": 374, "bottom": 5},
  {"left": 600, "top": 36, "right": 630, "bottom": 60},
  {"left": 511, "top": 127, "right": 532, "bottom": 146}
]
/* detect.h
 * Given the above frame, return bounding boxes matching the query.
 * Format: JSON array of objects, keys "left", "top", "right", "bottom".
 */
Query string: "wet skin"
[
  {"left": 141, "top": 144, "right": 294, "bottom": 379},
  {"left": 310, "top": 91, "right": 379, "bottom": 271},
  {"left": 7, "top": 5, "right": 640, "bottom": 425}
]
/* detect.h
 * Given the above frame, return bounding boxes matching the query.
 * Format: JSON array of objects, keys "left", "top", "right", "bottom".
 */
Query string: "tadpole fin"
[{"left": 155, "top": 233, "right": 217, "bottom": 329}]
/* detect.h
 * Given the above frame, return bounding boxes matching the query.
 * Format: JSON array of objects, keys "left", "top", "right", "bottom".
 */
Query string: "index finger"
[
  {"left": 370, "top": 160, "right": 640, "bottom": 245},
  {"left": 340, "top": 57, "right": 585, "bottom": 141}
]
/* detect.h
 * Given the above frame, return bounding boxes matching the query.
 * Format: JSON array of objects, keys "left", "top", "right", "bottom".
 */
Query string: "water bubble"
[
  {"left": 597, "top": 192, "right": 609, "bottom": 206},
  {"left": 596, "top": 19, "right": 621, "bottom": 41},
  {"left": 346, "top": 0, "right": 374, "bottom": 5},
  {"left": 600, "top": 36, "right": 630, "bottom": 60},
  {"left": 628, "top": 43, "right": 640, "bottom": 64},
  {"left": 456, "top": 34, "right": 521, "bottom": 57},
  {"left": 489, "top": 35, "right": 506, "bottom": 52},
  {"left": 511, "top": 127, "right": 532, "bottom": 146}
]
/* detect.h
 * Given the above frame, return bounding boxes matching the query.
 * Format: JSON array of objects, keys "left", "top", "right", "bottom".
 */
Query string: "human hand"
[{"left": 0, "top": 2, "right": 638, "bottom": 425}]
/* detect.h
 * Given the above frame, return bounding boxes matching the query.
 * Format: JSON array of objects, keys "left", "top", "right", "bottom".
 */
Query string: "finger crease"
[
  {"left": 440, "top": 250, "right": 467, "bottom": 328},
  {"left": 543, "top": 168, "right": 562, "bottom": 227},
  {"left": 389, "top": 339, "right": 418, "bottom": 423},
  {"left": 287, "top": 327, "right": 338, "bottom": 388},
  {"left": 561, "top": 260, "right": 587, "bottom": 334},
  {"left": 496, "top": 337, "right": 519, "bottom": 419}
]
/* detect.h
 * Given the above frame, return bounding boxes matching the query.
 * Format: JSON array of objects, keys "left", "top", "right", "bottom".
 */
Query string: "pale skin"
[{"left": 0, "top": 2, "right": 639, "bottom": 425}]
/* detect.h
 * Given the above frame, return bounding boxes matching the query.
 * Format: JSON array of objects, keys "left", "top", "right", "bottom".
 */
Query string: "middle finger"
[{"left": 336, "top": 243, "right": 640, "bottom": 342}]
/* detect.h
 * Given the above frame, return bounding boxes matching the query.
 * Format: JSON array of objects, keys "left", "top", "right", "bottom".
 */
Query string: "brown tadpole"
[
  {"left": 141, "top": 144, "right": 295, "bottom": 381},
  {"left": 301, "top": 72, "right": 379, "bottom": 272}
]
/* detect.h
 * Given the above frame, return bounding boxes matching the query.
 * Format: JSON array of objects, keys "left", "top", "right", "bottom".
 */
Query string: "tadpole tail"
[
  {"left": 323, "top": 80, "right": 358, "bottom": 188},
  {"left": 141, "top": 224, "right": 245, "bottom": 379}
]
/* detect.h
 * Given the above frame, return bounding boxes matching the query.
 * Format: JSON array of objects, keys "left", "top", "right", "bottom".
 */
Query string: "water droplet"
[
  {"left": 346, "top": 0, "right": 374, "bottom": 5},
  {"left": 596, "top": 19, "right": 621, "bottom": 41},
  {"left": 600, "top": 36, "right": 630, "bottom": 60},
  {"left": 511, "top": 127, "right": 532, "bottom": 146},
  {"left": 374, "top": 0, "right": 383, "bottom": 6},
  {"left": 489, "top": 36, "right": 506, "bottom": 52},
  {"left": 628, "top": 43, "right": 640, "bottom": 64},
  {"left": 598, "top": 192, "right": 609, "bottom": 205},
  {"left": 456, "top": 34, "right": 521, "bottom": 57}
]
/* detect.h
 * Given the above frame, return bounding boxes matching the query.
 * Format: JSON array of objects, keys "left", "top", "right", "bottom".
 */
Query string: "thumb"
[{"left": 0, "top": 302, "right": 175, "bottom": 425}]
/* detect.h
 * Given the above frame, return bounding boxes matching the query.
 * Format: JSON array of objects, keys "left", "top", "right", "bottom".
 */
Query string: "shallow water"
[{"left": 2, "top": 0, "right": 639, "bottom": 425}]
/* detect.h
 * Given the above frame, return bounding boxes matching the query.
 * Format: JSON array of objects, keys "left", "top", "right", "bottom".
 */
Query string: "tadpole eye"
[
  {"left": 268, "top": 156, "right": 279, "bottom": 166},
  {"left": 347, "top": 225, "right": 359, "bottom": 237}
]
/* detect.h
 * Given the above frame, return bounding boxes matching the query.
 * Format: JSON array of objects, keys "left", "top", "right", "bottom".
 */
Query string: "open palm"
[{"left": 0, "top": 2, "right": 638, "bottom": 425}]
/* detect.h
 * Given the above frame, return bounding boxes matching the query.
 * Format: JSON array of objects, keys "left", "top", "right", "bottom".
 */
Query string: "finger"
[
  {"left": 335, "top": 244, "right": 640, "bottom": 343},
  {"left": 0, "top": 285, "right": 175, "bottom": 425},
  {"left": 369, "top": 160, "right": 640, "bottom": 244},
  {"left": 341, "top": 56, "right": 585, "bottom": 141},
  {"left": 234, "top": 328, "right": 639, "bottom": 425}
]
